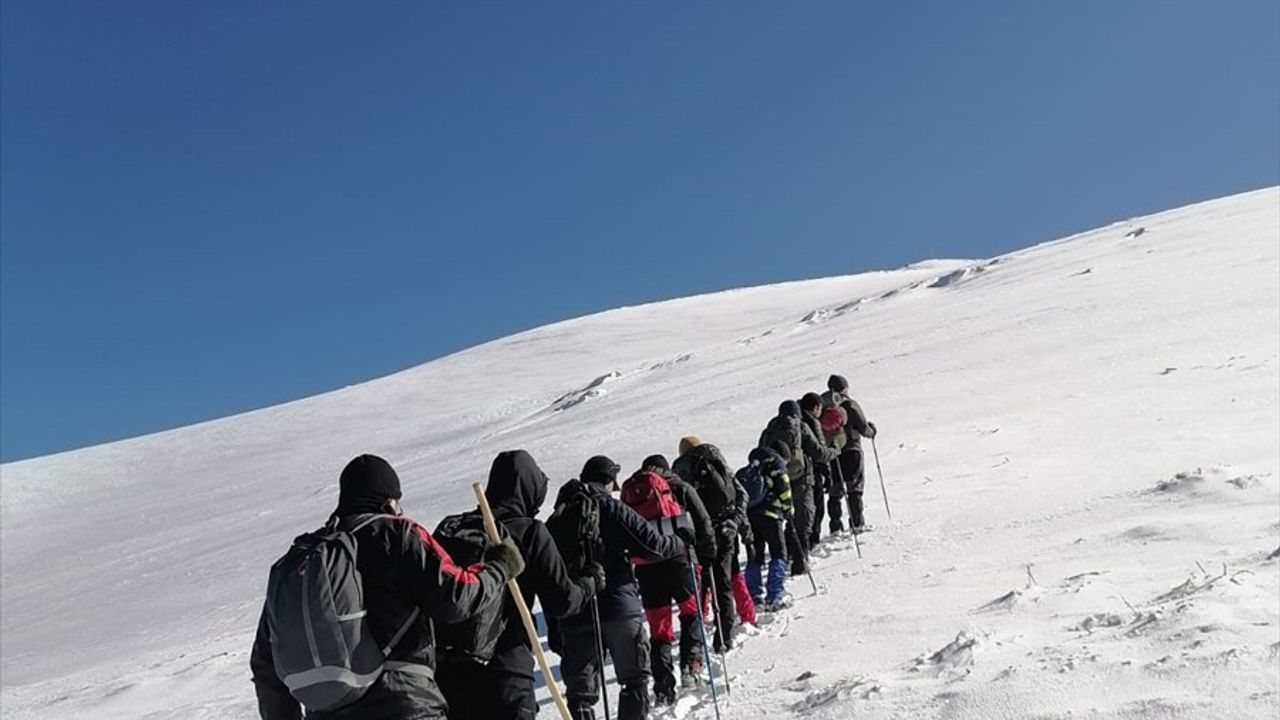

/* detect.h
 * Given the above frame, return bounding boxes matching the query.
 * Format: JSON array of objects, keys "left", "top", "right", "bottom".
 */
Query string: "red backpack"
[
  {"left": 621, "top": 470, "right": 684, "bottom": 521},
  {"left": 820, "top": 404, "right": 847, "bottom": 435}
]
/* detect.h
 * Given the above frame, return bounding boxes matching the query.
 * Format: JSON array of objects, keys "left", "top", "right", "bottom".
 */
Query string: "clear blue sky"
[{"left": 2, "top": 2, "right": 1277, "bottom": 462}]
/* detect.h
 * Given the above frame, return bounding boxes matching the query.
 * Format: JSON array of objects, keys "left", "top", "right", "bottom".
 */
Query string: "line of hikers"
[{"left": 251, "top": 374, "right": 877, "bottom": 720}]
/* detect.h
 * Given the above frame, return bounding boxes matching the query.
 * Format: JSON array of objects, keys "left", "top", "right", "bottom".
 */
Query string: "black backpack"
[
  {"left": 431, "top": 511, "right": 509, "bottom": 664},
  {"left": 685, "top": 446, "right": 736, "bottom": 520},
  {"left": 545, "top": 480, "right": 603, "bottom": 575}
]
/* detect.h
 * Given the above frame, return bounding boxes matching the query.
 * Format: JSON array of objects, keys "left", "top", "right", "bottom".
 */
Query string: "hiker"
[
  {"left": 627, "top": 454, "right": 717, "bottom": 705},
  {"left": 671, "top": 436, "right": 749, "bottom": 651},
  {"left": 740, "top": 445, "right": 794, "bottom": 610},
  {"left": 811, "top": 392, "right": 849, "bottom": 544},
  {"left": 249, "top": 454, "right": 522, "bottom": 720},
  {"left": 435, "top": 450, "right": 606, "bottom": 719},
  {"left": 759, "top": 400, "right": 834, "bottom": 576},
  {"left": 822, "top": 374, "right": 878, "bottom": 532},
  {"left": 546, "top": 455, "right": 683, "bottom": 720}
]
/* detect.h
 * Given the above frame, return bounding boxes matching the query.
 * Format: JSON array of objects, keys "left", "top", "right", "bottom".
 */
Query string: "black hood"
[
  {"left": 485, "top": 450, "right": 549, "bottom": 520},
  {"left": 778, "top": 399, "right": 801, "bottom": 418}
]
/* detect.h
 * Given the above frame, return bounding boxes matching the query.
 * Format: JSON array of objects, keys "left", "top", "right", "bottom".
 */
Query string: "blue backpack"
[{"left": 737, "top": 464, "right": 768, "bottom": 510}]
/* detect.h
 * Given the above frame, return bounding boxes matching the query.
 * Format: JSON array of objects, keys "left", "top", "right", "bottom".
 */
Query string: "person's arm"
[
  {"left": 526, "top": 523, "right": 597, "bottom": 619},
  {"left": 398, "top": 519, "right": 514, "bottom": 625},
  {"left": 249, "top": 607, "right": 302, "bottom": 720},
  {"left": 674, "top": 480, "right": 718, "bottom": 564},
  {"left": 610, "top": 499, "right": 682, "bottom": 562},
  {"left": 777, "top": 471, "right": 795, "bottom": 518},
  {"left": 802, "top": 421, "right": 836, "bottom": 463},
  {"left": 844, "top": 399, "right": 873, "bottom": 438}
]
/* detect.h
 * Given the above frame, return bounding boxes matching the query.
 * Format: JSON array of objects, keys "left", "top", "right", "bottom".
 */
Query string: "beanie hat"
[
  {"left": 337, "top": 454, "right": 402, "bottom": 516},
  {"left": 678, "top": 435, "right": 702, "bottom": 456},
  {"left": 641, "top": 454, "right": 670, "bottom": 472},
  {"left": 778, "top": 400, "right": 801, "bottom": 418},
  {"left": 581, "top": 455, "right": 621, "bottom": 487},
  {"left": 800, "top": 392, "right": 823, "bottom": 412},
  {"left": 828, "top": 374, "right": 849, "bottom": 393}
]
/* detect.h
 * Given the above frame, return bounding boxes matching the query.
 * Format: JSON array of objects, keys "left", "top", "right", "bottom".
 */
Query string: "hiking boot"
[
  {"left": 852, "top": 525, "right": 871, "bottom": 535},
  {"left": 654, "top": 688, "right": 677, "bottom": 707},
  {"left": 762, "top": 595, "right": 793, "bottom": 612},
  {"left": 680, "top": 667, "right": 705, "bottom": 690}
]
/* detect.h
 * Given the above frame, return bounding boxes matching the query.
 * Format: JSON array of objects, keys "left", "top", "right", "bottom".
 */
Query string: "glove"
[
  {"left": 866, "top": 422, "right": 878, "bottom": 439},
  {"left": 674, "top": 524, "right": 697, "bottom": 547},
  {"left": 483, "top": 537, "right": 525, "bottom": 580},
  {"left": 716, "top": 521, "right": 737, "bottom": 548},
  {"left": 581, "top": 561, "right": 607, "bottom": 594},
  {"left": 738, "top": 521, "right": 754, "bottom": 549}
]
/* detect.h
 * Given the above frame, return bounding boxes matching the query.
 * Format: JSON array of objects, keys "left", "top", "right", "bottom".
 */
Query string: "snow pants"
[
  {"left": 635, "top": 559, "right": 703, "bottom": 699},
  {"left": 560, "top": 614, "right": 651, "bottom": 720},
  {"left": 437, "top": 662, "right": 537, "bottom": 720},
  {"left": 828, "top": 445, "right": 866, "bottom": 530},
  {"left": 747, "top": 514, "right": 789, "bottom": 604},
  {"left": 788, "top": 477, "right": 815, "bottom": 574}
]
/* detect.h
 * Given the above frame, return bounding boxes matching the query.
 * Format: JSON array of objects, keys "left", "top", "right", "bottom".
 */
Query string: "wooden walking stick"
[{"left": 473, "top": 483, "right": 573, "bottom": 720}]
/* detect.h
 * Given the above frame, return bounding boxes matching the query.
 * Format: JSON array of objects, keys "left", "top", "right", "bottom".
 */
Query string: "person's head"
[
  {"left": 827, "top": 374, "right": 849, "bottom": 395},
  {"left": 677, "top": 436, "right": 702, "bottom": 456},
  {"left": 799, "top": 392, "right": 823, "bottom": 416},
  {"left": 641, "top": 454, "right": 670, "bottom": 473},
  {"left": 778, "top": 399, "right": 801, "bottom": 419},
  {"left": 336, "top": 454, "right": 404, "bottom": 517},
  {"left": 581, "top": 455, "right": 621, "bottom": 490},
  {"left": 484, "top": 450, "right": 549, "bottom": 520}
]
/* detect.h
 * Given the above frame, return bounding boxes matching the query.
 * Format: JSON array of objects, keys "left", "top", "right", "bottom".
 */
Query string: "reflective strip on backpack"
[
  {"left": 384, "top": 661, "right": 434, "bottom": 679},
  {"left": 335, "top": 611, "right": 367, "bottom": 622},
  {"left": 381, "top": 608, "right": 421, "bottom": 657},
  {"left": 282, "top": 665, "right": 382, "bottom": 692}
]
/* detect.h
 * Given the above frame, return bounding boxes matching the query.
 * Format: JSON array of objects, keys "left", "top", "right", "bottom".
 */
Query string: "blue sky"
[{"left": 2, "top": 1, "right": 1278, "bottom": 462}]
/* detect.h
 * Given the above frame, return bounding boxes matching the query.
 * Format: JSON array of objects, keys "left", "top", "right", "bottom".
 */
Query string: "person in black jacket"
[
  {"left": 250, "top": 454, "right": 521, "bottom": 720},
  {"left": 550, "top": 456, "right": 683, "bottom": 720},
  {"left": 437, "top": 450, "right": 605, "bottom": 720},
  {"left": 823, "top": 375, "right": 878, "bottom": 532},
  {"left": 633, "top": 454, "right": 717, "bottom": 704},
  {"left": 671, "top": 436, "right": 747, "bottom": 652}
]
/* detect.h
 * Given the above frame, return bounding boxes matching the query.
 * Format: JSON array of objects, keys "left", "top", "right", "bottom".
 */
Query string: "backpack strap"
[{"left": 382, "top": 607, "right": 421, "bottom": 657}]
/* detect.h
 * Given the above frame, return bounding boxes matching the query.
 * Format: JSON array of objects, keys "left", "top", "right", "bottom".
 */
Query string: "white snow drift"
[{"left": 2, "top": 188, "right": 1278, "bottom": 719}]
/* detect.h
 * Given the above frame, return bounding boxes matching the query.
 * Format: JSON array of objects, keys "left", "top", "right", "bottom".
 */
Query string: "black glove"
[
  {"left": 866, "top": 422, "right": 878, "bottom": 439},
  {"left": 716, "top": 521, "right": 737, "bottom": 548},
  {"left": 674, "top": 524, "right": 697, "bottom": 547},
  {"left": 581, "top": 561, "right": 607, "bottom": 594},
  {"left": 483, "top": 537, "right": 525, "bottom": 580}
]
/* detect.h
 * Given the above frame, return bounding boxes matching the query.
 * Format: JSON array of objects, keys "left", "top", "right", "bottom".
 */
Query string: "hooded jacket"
[
  {"left": 759, "top": 400, "right": 834, "bottom": 488},
  {"left": 475, "top": 450, "right": 596, "bottom": 678},
  {"left": 821, "top": 389, "right": 872, "bottom": 451},
  {"left": 742, "top": 447, "right": 793, "bottom": 521},
  {"left": 250, "top": 513, "right": 510, "bottom": 720}
]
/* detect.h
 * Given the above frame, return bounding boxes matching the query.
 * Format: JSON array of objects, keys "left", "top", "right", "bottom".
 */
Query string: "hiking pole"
[
  {"left": 831, "top": 460, "right": 862, "bottom": 559},
  {"left": 473, "top": 484, "right": 573, "bottom": 720},
  {"left": 589, "top": 596, "right": 612, "bottom": 720},
  {"left": 688, "top": 565, "right": 723, "bottom": 720},
  {"left": 785, "top": 523, "right": 819, "bottom": 596},
  {"left": 871, "top": 436, "right": 892, "bottom": 521},
  {"left": 703, "top": 564, "right": 732, "bottom": 695}
]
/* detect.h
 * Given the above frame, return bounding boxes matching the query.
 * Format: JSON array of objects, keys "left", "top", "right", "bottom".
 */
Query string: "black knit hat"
[
  {"left": 800, "top": 392, "right": 823, "bottom": 412},
  {"left": 641, "top": 454, "right": 670, "bottom": 472},
  {"left": 337, "top": 454, "right": 402, "bottom": 515},
  {"left": 828, "top": 374, "right": 849, "bottom": 393},
  {"left": 581, "top": 455, "right": 621, "bottom": 486}
]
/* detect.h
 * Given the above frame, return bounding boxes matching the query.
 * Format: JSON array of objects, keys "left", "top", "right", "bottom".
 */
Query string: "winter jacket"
[
  {"left": 670, "top": 443, "right": 737, "bottom": 525},
  {"left": 250, "top": 514, "right": 510, "bottom": 720},
  {"left": 658, "top": 470, "right": 718, "bottom": 565},
  {"left": 822, "top": 389, "right": 873, "bottom": 450},
  {"left": 553, "top": 480, "right": 682, "bottom": 624},
  {"left": 742, "top": 448, "right": 793, "bottom": 522},
  {"left": 468, "top": 450, "right": 596, "bottom": 679},
  {"left": 759, "top": 402, "right": 834, "bottom": 489}
]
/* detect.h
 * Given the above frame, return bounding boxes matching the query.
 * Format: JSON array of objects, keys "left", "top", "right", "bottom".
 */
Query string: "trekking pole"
[
  {"left": 473, "top": 484, "right": 573, "bottom": 720},
  {"left": 589, "top": 596, "right": 612, "bottom": 720},
  {"left": 703, "top": 565, "right": 732, "bottom": 695},
  {"left": 831, "top": 460, "right": 862, "bottom": 559},
  {"left": 688, "top": 565, "right": 723, "bottom": 720},
  {"left": 871, "top": 436, "right": 892, "bottom": 521},
  {"left": 785, "top": 523, "right": 819, "bottom": 596}
]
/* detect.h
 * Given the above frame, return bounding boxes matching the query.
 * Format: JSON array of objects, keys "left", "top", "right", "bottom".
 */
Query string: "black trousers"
[
  {"left": 749, "top": 514, "right": 788, "bottom": 566},
  {"left": 700, "top": 540, "right": 736, "bottom": 647},
  {"left": 437, "top": 662, "right": 537, "bottom": 720},
  {"left": 811, "top": 462, "right": 832, "bottom": 545},
  {"left": 560, "top": 614, "right": 651, "bottom": 720},
  {"left": 828, "top": 446, "right": 866, "bottom": 529}
]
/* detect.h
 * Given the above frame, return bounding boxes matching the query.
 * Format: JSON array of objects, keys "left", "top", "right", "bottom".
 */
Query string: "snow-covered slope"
[{"left": 2, "top": 188, "right": 1278, "bottom": 719}]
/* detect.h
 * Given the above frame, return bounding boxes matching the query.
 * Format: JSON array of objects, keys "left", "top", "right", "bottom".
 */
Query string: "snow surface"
[{"left": 2, "top": 188, "right": 1278, "bottom": 719}]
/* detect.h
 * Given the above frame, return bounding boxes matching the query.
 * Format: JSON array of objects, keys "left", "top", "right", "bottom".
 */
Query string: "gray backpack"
[{"left": 264, "top": 514, "right": 420, "bottom": 712}]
